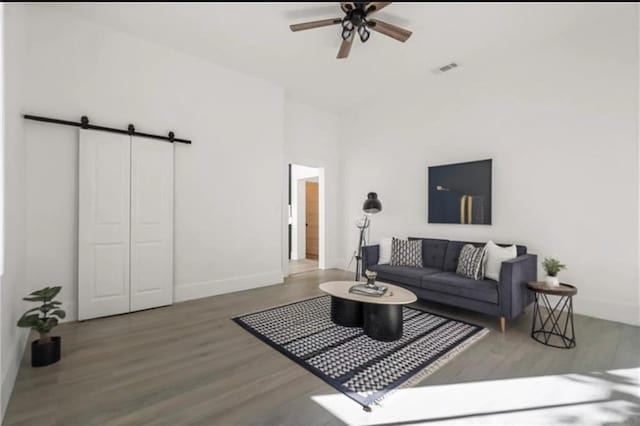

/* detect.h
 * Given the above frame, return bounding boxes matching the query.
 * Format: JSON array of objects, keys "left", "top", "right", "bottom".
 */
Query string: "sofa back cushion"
[
  {"left": 390, "top": 238, "right": 423, "bottom": 267},
  {"left": 443, "top": 240, "right": 527, "bottom": 272},
  {"left": 408, "top": 237, "right": 448, "bottom": 269}
]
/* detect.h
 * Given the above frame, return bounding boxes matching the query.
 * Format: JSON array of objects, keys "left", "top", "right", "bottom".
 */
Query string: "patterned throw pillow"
[
  {"left": 390, "top": 238, "right": 423, "bottom": 267},
  {"left": 456, "top": 244, "right": 486, "bottom": 280}
]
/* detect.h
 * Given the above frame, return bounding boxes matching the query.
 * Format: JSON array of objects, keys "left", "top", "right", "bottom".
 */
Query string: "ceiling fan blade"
[
  {"left": 290, "top": 18, "right": 342, "bottom": 32},
  {"left": 368, "top": 19, "right": 412, "bottom": 42},
  {"left": 337, "top": 33, "right": 354, "bottom": 59},
  {"left": 366, "top": 2, "right": 392, "bottom": 14}
]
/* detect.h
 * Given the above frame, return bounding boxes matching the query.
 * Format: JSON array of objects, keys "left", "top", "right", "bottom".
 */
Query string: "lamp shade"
[{"left": 363, "top": 192, "right": 382, "bottom": 214}]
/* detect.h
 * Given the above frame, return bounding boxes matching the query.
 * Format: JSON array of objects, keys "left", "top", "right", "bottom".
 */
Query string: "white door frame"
[{"left": 283, "top": 162, "right": 326, "bottom": 277}]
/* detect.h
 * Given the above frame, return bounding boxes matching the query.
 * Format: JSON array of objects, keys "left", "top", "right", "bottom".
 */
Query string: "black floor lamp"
[{"left": 355, "top": 192, "right": 382, "bottom": 281}]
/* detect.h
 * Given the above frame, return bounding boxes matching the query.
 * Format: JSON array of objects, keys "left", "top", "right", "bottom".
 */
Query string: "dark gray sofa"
[{"left": 362, "top": 237, "right": 537, "bottom": 332}]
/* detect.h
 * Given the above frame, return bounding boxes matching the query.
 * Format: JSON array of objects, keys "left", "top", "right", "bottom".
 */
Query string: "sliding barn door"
[
  {"left": 129, "top": 137, "right": 174, "bottom": 311},
  {"left": 78, "top": 130, "right": 131, "bottom": 320}
]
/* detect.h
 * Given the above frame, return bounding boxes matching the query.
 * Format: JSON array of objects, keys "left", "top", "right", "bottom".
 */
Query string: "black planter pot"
[{"left": 31, "top": 336, "right": 61, "bottom": 367}]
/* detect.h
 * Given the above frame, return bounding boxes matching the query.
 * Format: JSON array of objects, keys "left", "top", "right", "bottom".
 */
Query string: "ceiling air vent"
[{"left": 438, "top": 62, "right": 459, "bottom": 73}]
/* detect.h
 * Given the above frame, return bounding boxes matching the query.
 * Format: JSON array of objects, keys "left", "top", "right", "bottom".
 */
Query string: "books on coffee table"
[{"left": 349, "top": 284, "right": 388, "bottom": 297}]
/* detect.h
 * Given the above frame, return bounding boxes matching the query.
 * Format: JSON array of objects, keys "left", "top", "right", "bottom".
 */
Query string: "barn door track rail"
[{"left": 23, "top": 114, "right": 192, "bottom": 145}]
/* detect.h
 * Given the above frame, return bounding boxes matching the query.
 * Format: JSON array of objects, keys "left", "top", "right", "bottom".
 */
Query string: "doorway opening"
[{"left": 288, "top": 164, "right": 322, "bottom": 275}]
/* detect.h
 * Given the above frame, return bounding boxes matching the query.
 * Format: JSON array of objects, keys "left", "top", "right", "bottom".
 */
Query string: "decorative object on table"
[
  {"left": 353, "top": 192, "right": 382, "bottom": 281},
  {"left": 527, "top": 281, "right": 577, "bottom": 349},
  {"left": 542, "top": 257, "right": 566, "bottom": 288},
  {"left": 233, "top": 295, "right": 488, "bottom": 412},
  {"left": 389, "top": 237, "right": 423, "bottom": 267},
  {"left": 456, "top": 244, "right": 486, "bottom": 280},
  {"left": 428, "top": 159, "right": 492, "bottom": 224},
  {"left": 17, "top": 286, "right": 66, "bottom": 367},
  {"left": 350, "top": 271, "right": 388, "bottom": 297},
  {"left": 483, "top": 240, "right": 517, "bottom": 281},
  {"left": 365, "top": 270, "right": 378, "bottom": 287},
  {"left": 349, "top": 284, "right": 387, "bottom": 297}
]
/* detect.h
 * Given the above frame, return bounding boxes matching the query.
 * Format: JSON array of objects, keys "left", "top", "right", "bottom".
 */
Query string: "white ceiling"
[{"left": 56, "top": 2, "right": 615, "bottom": 112}]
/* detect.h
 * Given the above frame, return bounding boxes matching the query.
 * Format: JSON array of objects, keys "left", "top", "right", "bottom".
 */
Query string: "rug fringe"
[{"left": 372, "top": 328, "right": 490, "bottom": 407}]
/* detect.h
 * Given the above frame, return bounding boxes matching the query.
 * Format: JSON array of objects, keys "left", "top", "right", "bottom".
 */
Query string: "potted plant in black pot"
[{"left": 17, "top": 286, "right": 66, "bottom": 367}]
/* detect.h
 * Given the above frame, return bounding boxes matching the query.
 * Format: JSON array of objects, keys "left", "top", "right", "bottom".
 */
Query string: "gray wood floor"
[
  {"left": 4, "top": 269, "right": 639, "bottom": 425},
  {"left": 288, "top": 259, "right": 318, "bottom": 275}
]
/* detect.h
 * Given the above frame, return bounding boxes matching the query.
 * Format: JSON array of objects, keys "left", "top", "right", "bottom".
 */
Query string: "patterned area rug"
[{"left": 232, "top": 296, "right": 488, "bottom": 410}]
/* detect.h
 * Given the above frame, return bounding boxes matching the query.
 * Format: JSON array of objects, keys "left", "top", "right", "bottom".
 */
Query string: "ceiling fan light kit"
[{"left": 289, "top": 2, "right": 412, "bottom": 59}]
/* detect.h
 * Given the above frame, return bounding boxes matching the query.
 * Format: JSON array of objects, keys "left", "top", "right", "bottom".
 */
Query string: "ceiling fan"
[{"left": 289, "top": 2, "right": 412, "bottom": 59}]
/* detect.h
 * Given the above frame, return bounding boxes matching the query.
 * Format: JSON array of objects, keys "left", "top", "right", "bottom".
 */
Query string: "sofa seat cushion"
[
  {"left": 369, "top": 264, "right": 441, "bottom": 287},
  {"left": 421, "top": 272, "right": 499, "bottom": 304}
]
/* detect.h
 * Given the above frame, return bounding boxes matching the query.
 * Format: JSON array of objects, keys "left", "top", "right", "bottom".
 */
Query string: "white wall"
[
  {"left": 290, "top": 164, "right": 319, "bottom": 261},
  {"left": 284, "top": 99, "right": 342, "bottom": 272},
  {"left": 341, "top": 8, "right": 639, "bottom": 325},
  {"left": 18, "top": 4, "right": 285, "bottom": 319},
  {"left": 2, "top": 3, "right": 29, "bottom": 417}
]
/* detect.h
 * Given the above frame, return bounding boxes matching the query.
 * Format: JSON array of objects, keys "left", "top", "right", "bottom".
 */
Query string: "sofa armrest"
[
  {"left": 498, "top": 254, "right": 537, "bottom": 319},
  {"left": 362, "top": 245, "right": 380, "bottom": 276}
]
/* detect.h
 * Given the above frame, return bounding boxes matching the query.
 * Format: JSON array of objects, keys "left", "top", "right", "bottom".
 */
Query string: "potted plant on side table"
[
  {"left": 542, "top": 258, "right": 567, "bottom": 288},
  {"left": 17, "top": 286, "right": 66, "bottom": 367}
]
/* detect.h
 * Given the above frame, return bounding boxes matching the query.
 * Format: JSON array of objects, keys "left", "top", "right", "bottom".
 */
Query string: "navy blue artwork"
[{"left": 428, "top": 159, "right": 492, "bottom": 225}]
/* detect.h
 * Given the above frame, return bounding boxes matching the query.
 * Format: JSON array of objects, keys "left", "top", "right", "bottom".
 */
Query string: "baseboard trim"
[
  {"left": 2, "top": 330, "right": 29, "bottom": 420},
  {"left": 175, "top": 270, "right": 284, "bottom": 303},
  {"left": 322, "top": 258, "right": 345, "bottom": 271},
  {"left": 573, "top": 296, "right": 639, "bottom": 327}
]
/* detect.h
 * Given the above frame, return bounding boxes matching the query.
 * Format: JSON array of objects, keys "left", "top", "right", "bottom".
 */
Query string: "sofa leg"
[{"left": 499, "top": 317, "right": 506, "bottom": 333}]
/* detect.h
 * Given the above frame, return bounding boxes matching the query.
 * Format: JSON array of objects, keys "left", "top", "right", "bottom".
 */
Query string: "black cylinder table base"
[
  {"left": 363, "top": 303, "right": 403, "bottom": 342},
  {"left": 330, "top": 296, "right": 404, "bottom": 341},
  {"left": 331, "top": 297, "right": 364, "bottom": 327},
  {"left": 320, "top": 281, "right": 417, "bottom": 344}
]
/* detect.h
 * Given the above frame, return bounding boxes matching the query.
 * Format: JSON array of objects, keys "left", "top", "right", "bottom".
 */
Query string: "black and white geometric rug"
[{"left": 232, "top": 295, "right": 488, "bottom": 410}]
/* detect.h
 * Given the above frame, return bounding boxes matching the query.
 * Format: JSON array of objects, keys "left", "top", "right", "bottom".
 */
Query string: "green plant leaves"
[
  {"left": 542, "top": 257, "right": 567, "bottom": 276},
  {"left": 17, "top": 314, "right": 41, "bottom": 328},
  {"left": 23, "top": 296, "right": 46, "bottom": 302},
  {"left": 18, "top": 286, "right": 65, "bottom": 335},
  {"left": 23, "top": 286, "right": 62, "bottom": 303},
  {"left": 51, "top": 310, "right": 66, "bottom": 319},
  {"left": 23, "top": 307, "right": 41, "bottom": 315}
]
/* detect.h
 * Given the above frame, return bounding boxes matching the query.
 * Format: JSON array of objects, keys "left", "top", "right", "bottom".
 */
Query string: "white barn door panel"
[
  {"left": 78, "top": 130, "right": 131, "bottom": 321},
  {"left": 130, "top": 137, "right": 174, "bottom": 311}
]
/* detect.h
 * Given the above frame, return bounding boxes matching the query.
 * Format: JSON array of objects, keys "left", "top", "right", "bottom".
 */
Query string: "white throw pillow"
[
  {"left": 378, "top": 237, "right": 393, "bottom": 264},
  {"left": 484, "top": 240, "right": 517, "bottom": 281}
]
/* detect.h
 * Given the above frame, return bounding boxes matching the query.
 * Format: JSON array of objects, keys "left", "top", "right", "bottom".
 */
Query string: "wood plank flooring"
[
  {"left": 4, "top": 269, "right": 639, "bottom": 425},
  {"left": 288, "top": 259, "right": 318, "bottom": 275}
]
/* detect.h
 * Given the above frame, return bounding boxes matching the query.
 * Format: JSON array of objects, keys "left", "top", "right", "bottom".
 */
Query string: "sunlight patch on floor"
[{"left": 311, "top": 368, "right": 640, "bottom": 425}]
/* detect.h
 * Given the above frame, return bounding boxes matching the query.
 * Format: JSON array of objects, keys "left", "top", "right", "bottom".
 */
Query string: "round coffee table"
[
  {"left": 319, "top": 281, "right": 417, "bottom": 342},
  {"left": 527, "top": 282, "right": 577, "bottom": 349}
]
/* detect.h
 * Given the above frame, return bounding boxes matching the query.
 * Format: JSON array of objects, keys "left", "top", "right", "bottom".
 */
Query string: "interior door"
[
  {"left": 305, "top": 181, "right": 319, "bottom": 260},
  {"left": 130, "top": 136, "right": 174, "bottom": 311},
  {"left": 78, "top": 130, "right": 131, "bottom": 320}
]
